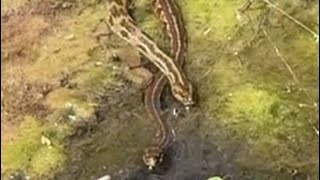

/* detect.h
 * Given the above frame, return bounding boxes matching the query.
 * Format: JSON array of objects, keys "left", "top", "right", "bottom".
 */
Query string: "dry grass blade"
[{"left": 262, "top": 0, "right": 319, "bottom": 42}]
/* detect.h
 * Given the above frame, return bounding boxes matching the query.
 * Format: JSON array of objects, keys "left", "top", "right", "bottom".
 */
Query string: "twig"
[
  {"left": 262, "top": 28, "right": 314, "bottom": 102},
  {"left": 263, "top": 29, "right": 319, "bottom": 136},
  {"left": 263, "top": 29, "right": 299, "bottom": 84},
  {"left": 313, "top": 126, "right": 319, "bottom": 136},
  {"left": 238, "top": 0, "right": 254, "bottom": 12},
  {"left": 262, "top": 0, "right": 319, "bottom": 42}
]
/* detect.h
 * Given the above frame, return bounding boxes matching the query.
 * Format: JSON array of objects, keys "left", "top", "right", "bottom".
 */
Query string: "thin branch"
[
  {"left": 262, "top": 0, "right": 319, "bottom": 42},
  {"left": 262, "top": 28, "right": 314, "bottom": 102},
  {"left": 313, "top": 126, "right": 319, "bottom": 136}
]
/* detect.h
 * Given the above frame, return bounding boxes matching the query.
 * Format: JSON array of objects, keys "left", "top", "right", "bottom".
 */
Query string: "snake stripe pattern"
[
  {"left": 106, "top": 0, "right": 194, "bottom": 107},
  {"left": 142, "top": 0, "right": 188, "bottom": 169}
]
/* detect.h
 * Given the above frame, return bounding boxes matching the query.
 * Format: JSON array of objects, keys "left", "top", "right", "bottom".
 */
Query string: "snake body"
[
  {"left": 142, "top": 0, "right": 188, "bottom": 169},
  {"left": 106, "top": 0, "right": 190, "bottom": 169},
  {"left": 106, "top": 0, "right": 193, "bottom": 107}
]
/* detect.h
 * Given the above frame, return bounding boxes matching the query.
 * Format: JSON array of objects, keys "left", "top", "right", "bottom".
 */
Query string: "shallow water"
[{"left": 1, "top": 0, "right": 319, "bottom": 179}]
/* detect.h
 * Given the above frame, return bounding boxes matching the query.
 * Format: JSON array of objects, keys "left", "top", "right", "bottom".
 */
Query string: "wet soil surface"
[
  {"left": 2, "top": 0, "right": 318, "bottom": 179},
  {"left": 52, "top": 82, "right": 298, "bottom": 180}
]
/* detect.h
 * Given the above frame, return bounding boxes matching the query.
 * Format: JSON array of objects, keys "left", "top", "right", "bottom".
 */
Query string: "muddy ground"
[{"left": 1, "top": 0, "right": 319, "bottom": 180}]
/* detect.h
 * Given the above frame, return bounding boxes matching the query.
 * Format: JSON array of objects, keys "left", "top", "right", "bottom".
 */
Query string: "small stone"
[
  {"left": 207, "top": 176, "right": 224, "bottom": 180},
  {"left": 68, "top": 115, "right": 77, "bottom": 121},
  {"left": 116, "top": 47, "right": 141, "bottom": 68},
  {"left": 96, "top": 174, "right": 111, "bottom": 180},
  {"left": 203, "top": 28, "right": 212, "bottom": 35},
  {"left": 62, "top": 2, "right": 72, "bottom": 9},
  {"left": 53, "top": 48, "right": 61, "bottom": 53},
  {"left": 41, "top": 135, "right": 51, "bottom": 146},
  {"left": 124, "top": 67, "right": 153, "bottom": 89},
  {"left": 65, "top": 102, "right": 73, "bottom": 108},
  {"left": 95, "top": 61, "right": 103, "bottom": 66},
  {"left": 65, "top": 34, "right": 75, "bottom": 40}
]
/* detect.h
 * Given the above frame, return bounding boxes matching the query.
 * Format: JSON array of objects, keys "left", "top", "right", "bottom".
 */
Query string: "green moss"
[
  {"left": 181, "top": 0, "right": 246, "bottom": 41},
  {"left": 202, "top": 56, "right": 248, "bottom": 116},
  {"left": 1, "top": 117, "right": 67, "bottom": 177},
  {"left": 45, "top": 108, "right": 78, "bottom": 143},
  {"left": 72, "top": 66, "right": 114, "bottom": 94},
  {"left": 219, "top": 84, "right": 318, "bottom": 173},
  {"left": 288, "top": 34, "right": 318, "bottom": 61},
  {"left": 25, "top": 5, "right": 109, "bottom": 82},
  {"left": 175, "top": 0, "right": 318, "bottom": 177},
  {"left": 1, "top": 116, "right": 45, "bottom": 171},
  {"left": 29, "top": 146, "right": 66, "bottom": 176},
  {"left": 211, "top": 58, "right": 245, "bottom": 91},
  {"left": 133, "top": 0, "right": 247, "bottom": 44},
  {"left": 226, "top": 85, "right": 279, "bottom": 120}
]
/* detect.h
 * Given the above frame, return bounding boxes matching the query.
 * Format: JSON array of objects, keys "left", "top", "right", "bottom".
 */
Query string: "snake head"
[
  {"left": 172, "top": 82, "right": 194, "bottom": 108},
  {"left": 142, "top": 146, "right": 164, "bottom": 170}
]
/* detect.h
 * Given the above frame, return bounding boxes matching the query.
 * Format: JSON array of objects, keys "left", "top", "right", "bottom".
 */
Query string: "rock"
[
  {"left": 123, "top": 67, "right": 153, "bottom": 89},
  {"left": 96, "top": 174, "right": 111, "bottom": 180},
  {"left": 116, "top": 47, "right": 142, "bottom": 68}
]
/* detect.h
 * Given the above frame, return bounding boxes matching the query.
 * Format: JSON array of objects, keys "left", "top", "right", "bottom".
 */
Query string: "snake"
[
  {"left": 106, "top": 0, "right": 194, "bottom": 107},
  {"left": 106, "top": 0, "right": 191, "bottom": 169},
  {"left": 142, "top": 0, "right": 188, "bottom": 169}
]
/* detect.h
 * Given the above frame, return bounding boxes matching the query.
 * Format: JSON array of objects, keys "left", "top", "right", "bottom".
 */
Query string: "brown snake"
[
  {"left": 142, "top": 0, "right": 188, "bottom": 169},
  {"left": 106, "top": 0, "right": 192, "bottom": 169},
  {"left": 106, "top": 0, "right": 194, "bottom": 107}
]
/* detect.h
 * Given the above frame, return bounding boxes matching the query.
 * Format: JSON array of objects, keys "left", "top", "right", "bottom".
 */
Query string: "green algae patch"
[
  {"left": 181, "top": 0, "right": 246, "bottom": 41},
  {"left": 200, "top": 37, "right": 318, "bottom": 175},
  {"left": 216, "top": 84, "right": 318, "bottom": 174},
  {"left": 29, "top": 146, "right": 66, "bottom": 176},
  {"left": 46, "top": 88, "right": 94, "bottom": 119},
  {"left": 72, "top": 65, "right": 114, "bottom": 94},
  {"left": 1, "top": 116, "right": 66, "bottom": 176},
  {"left": 1, "top": 116, "right": 45, "bottom": 171},
  {"left": 202, "top": 56, "right": 249, "bottom": 115},
  {"left": 226, "top": 85, "right": 279, "bottom": 120},
  {"left": 287, "top": 34, "right": 318, "bottom": 62},
  {"left": 25, "top": 4, "right": 109, "bottom": 83},
  {"left": 211, "top": 58, "right": 245, "bottom": 91}
]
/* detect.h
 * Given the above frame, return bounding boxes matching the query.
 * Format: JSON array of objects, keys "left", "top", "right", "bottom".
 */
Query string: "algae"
[
  {"left": 226, "top": 85, "right": 279, "bottom": 120},
  {"left": 1, "top": 0, "right": 319, "bottom": 179},
  {"left": 25, "top": 4, "right": 110, "bottom": 82},
  {"left": 181, "top": 0, "right": 247, "bottom": 41},
  {"left": 1, "top": 116, "right": 66, "bottom": 177},
  {"left": 178, "top": 0, "right": 319, "bottom": 178},
  {"left": 29, "top": 146, "right": 66, "bottom": 176},
  {"left": 1, "top": 0, "right": 116, "bottom": 178},
  {"left": 1, "top": 116, "right": 45, "bottom": 171}
]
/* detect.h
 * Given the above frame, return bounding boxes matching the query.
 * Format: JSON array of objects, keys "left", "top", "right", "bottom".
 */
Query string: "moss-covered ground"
[{"left": 1, "top": 0, "right": 318, "bottom": 179}]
